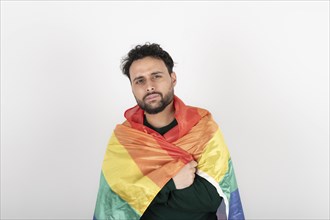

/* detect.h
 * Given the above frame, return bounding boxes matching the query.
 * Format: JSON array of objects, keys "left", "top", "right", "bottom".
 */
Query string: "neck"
[{"left": 145, "top": 101, "right": 175, "bottom": 128}]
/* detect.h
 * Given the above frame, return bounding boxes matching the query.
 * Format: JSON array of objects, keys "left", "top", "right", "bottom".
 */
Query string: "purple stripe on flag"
[{"left": 229, "top": 188, "right": 245, "bottom": 220}]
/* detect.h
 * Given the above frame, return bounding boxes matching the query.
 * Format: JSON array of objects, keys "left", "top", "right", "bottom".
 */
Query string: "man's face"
[{"left": 129, "top": 56, "right": 177, "bottom": 114}]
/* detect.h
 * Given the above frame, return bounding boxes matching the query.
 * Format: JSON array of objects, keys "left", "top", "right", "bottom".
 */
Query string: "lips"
[{"left": 144, "top": 93, "right": 160, "bottom": 101}]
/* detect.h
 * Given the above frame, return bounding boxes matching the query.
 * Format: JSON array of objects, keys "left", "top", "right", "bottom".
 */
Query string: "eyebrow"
[
  {"left": 132, "top": 76, "right": 144, "bottom": 83},
  {"left": 151, "top": 71, "right": 164, "bottom": 76},
  {"left": 132, "top": 71, "right": 164, "bottom": 82}
]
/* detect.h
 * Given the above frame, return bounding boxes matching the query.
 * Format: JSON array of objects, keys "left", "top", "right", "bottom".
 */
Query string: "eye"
[
  {"left": 153, "top": 74, "right": 162, "bottom": 79},
  {"left": 135, "top": 78, "right": 145, "bottom": 85}
]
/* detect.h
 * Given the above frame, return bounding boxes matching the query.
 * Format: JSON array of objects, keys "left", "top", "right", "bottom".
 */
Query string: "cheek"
[
  {"left": 167, "top": 81, "right": 175, "bottom": 90},
  {"left": 132, "top": 87, "right": 144, "bottom": 98}
]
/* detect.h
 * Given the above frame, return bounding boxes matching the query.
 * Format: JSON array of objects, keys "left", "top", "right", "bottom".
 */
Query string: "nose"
[{"left": 146, "top": 81, "right": 155, "bottom": 92}]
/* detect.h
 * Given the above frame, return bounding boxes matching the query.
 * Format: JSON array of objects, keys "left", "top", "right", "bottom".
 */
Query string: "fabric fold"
[{"left": 94, "top": 96, "right": 244, "bottom": 220}]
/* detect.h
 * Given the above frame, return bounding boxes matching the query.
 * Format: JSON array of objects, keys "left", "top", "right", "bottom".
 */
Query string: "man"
[{"left": 93, "top": 43, "right": 244, "bottom": 220}]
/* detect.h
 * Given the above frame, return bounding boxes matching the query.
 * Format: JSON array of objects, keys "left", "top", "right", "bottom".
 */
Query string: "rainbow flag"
[{"left": 94, "top": 96, "right": 244, "bottom": 220}]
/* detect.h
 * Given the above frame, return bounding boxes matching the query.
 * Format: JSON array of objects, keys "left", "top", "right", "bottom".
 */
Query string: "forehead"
[{"left": 129, "top": 57, "right": 168, "bottom": 78}]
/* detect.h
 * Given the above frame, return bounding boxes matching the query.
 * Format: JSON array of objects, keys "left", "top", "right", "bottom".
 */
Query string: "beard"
[{"left": 135, "top": 89, "right": 174, "bottom": 114}]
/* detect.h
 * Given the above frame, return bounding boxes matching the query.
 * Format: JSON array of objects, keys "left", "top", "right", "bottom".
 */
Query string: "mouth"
[{"left": 144, "top": 93, "right": 160, "bottom": 102}]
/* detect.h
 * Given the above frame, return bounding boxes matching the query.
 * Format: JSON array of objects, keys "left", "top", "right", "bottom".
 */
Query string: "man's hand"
[{"left": 172, "top": 160, "right": 198, "bottom": 190}]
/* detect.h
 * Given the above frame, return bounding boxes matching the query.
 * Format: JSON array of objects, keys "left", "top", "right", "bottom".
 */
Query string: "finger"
[
  {"left": 190, "top": 160, "right": 198, "bottom": 167},
  {"left": 189, "top": 167, "right": 196, "bottom": 173}
]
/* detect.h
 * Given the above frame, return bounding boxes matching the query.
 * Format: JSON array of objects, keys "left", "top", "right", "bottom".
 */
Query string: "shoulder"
[{"left": 186, "top": 105, "right": 212, "bottom": 118}]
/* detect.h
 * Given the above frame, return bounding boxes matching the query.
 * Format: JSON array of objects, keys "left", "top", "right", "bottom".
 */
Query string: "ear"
[{"left": 170, "top": 72, "right": 177, "bottom": 86}]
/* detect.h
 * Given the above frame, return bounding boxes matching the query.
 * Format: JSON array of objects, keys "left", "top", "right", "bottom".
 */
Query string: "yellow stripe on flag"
[
  {"left": 102, "top": 133, "right": 161, "bottom": 215},
  {"left": 197, "top": 128, "right": 230, "bottom": 183}
]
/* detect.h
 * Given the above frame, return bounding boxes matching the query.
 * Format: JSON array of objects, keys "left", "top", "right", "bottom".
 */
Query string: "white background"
[{"left": 1, "top": 1, "right": 329, "bottom": 219}]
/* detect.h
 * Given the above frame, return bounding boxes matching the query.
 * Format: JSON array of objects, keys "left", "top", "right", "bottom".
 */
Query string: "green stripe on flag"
[
  {"left": 94, "top": 171, "right": 140, "bottom": 220},
  {"left": 219, "top": 158, "right": 238, "bottom": 201}
]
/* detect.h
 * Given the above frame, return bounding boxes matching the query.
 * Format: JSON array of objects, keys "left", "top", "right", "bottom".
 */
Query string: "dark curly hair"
[{"left": 121, "top": 43, "right": 174, "bottom": 80}]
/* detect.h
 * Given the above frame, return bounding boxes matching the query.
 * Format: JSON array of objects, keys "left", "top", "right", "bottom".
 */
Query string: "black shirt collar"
[{"left": 143, "top": 115, "right": 178, "bottom": 136}]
